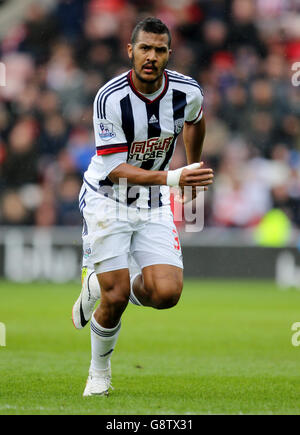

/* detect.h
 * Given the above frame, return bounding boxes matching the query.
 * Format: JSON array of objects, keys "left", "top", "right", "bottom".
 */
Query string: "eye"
[{"left": 156, "top": 47, "right": 167, "bottom": 54}]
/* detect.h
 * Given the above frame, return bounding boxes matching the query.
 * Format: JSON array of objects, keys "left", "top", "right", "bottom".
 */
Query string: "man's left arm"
[
  {"left": 180, "top": 116, "right": 212, "bottom": 202},
  {"left": 183, "top": 116, "right": 206, "bottom": 165}
]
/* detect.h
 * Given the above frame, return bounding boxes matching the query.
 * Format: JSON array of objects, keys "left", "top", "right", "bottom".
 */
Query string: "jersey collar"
[{"left": 128, "top": 70, "right": 169, "bottom": 104}]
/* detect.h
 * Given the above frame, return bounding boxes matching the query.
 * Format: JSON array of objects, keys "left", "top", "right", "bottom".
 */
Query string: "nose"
[{"left": 146, "top": 48, "right": 157, "bottom": 62}]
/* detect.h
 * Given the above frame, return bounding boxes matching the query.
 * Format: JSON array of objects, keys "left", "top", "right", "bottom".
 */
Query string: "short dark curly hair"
[{"left": 131, "top": 17, "right": 171, "bottom": 48}]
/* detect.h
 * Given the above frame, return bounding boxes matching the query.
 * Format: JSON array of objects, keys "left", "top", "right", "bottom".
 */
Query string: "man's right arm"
[
  {"left": 108, "top": 163, "right": 167, "bottom": 185},
  {"left": 108, "top": 162, "right": 213, "bottom": 188}
]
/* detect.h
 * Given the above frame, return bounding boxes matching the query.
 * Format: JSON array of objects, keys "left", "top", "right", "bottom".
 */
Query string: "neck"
[{"left": 131, "top": 69, "right": 164, "bottom": 94}]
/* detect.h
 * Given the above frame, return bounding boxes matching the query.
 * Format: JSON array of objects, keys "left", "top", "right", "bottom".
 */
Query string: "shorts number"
[{"left": 173, "top": 229, "right": 180, "bottom": 251}]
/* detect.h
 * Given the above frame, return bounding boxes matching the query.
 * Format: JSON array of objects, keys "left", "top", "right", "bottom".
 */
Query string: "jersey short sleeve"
[
  {"left": 185, "top": 86, "right": 204, "bottom": 125},
  {"left": 93, "top": 91, "right": 128, "bottom": 156}
]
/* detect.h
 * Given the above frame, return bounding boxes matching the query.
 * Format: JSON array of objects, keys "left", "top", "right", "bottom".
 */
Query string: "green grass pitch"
[{"left": 0, "top": 278, "right": 299, "bottom": 415}]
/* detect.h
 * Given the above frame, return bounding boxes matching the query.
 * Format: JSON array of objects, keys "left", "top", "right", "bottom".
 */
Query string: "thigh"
[
  {"left": 141, "top": 262, "right": 183, "bottom": 293},
  {"left": 96, "top": 257, "right": 130, "bottom": 302},
  {"left": 136, "top": 260, "right": 183, "bottom": 309},
  {"left": 97, "top": 266, "right": 130, "bottom": 295}
]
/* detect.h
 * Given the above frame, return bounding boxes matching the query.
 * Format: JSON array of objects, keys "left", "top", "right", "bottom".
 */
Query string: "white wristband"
[
  {"left": 166, "top": 168, "right": 183, "bottom": 187},
  {"left": 166, "top": 162, "right": 201, "bottom": 187}
]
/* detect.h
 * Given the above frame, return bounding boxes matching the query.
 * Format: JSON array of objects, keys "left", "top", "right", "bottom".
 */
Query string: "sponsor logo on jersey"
[
  {"left": 98, "top": 122, "right": 116, "bottom": 141},
  {"left": 129, "top": 136, "right": 173, "bottom": 161}
]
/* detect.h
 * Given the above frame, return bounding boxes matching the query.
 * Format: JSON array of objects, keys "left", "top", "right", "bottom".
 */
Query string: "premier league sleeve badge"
[{"left": 97, "top": 122, "right": 116, "bottom": 141}]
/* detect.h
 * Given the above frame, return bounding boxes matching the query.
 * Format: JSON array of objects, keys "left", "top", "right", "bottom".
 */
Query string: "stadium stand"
[{"left": 0, "top": 0, "right": 299, "bottom": 232}]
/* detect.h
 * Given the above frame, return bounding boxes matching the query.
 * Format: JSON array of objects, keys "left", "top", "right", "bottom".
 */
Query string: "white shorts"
[{"left": 79, "top": 183, "right": 183, "bottom": 273}]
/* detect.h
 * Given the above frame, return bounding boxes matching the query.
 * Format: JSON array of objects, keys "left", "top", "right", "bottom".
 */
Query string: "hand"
[{"left": 179, "top": 161, "right": 214, "bottom": 189}]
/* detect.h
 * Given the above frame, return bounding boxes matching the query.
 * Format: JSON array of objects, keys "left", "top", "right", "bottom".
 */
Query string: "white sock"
[
  {"left": 129, "top": 273, "right": 143, "bottom": 306},
  {"left": 90, "top": 314, "right": 121, "bottom": 371}
]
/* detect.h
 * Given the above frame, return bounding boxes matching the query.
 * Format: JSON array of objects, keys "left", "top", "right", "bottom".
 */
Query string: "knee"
[
  {"left": 149, "top": 281, "right": 183, "bottom": 310},
  {"left": 102, "top": 284, "right": 130, "bottom": 312}
]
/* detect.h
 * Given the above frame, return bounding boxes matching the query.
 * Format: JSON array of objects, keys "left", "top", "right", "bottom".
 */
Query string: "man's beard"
[{"left": 131, "top": 54, "right": 167, "bottom": 84}]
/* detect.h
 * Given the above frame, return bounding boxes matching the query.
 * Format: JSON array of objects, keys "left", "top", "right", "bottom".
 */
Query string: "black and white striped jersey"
[{"left": 84, "top": 69, "right": 204, "bottom": 208}]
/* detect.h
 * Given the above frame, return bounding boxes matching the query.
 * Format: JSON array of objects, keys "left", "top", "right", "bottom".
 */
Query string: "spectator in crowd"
[{"left": 0, "top": 0, "right": 299, "bottom": 234}]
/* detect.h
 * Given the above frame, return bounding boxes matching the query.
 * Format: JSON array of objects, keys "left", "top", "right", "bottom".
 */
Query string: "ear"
[
  {"left": 169, "top": 48, "right": 172, "bottom": 57},
  {"left": 127, "top": 43, "right": 133, "bottom": 60}
]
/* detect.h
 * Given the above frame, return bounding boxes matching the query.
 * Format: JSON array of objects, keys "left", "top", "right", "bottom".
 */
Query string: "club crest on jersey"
[
  {"left": 98, "top": 122, "right": 116, "bottom": 141},
  {"left": 174, "top": 118, "right": 184, "bottom": 134}
]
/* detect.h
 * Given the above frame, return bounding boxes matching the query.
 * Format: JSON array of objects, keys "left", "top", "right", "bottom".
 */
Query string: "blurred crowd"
[{"left": 0, "top": 0, "right": 300, "bottom": 231}]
